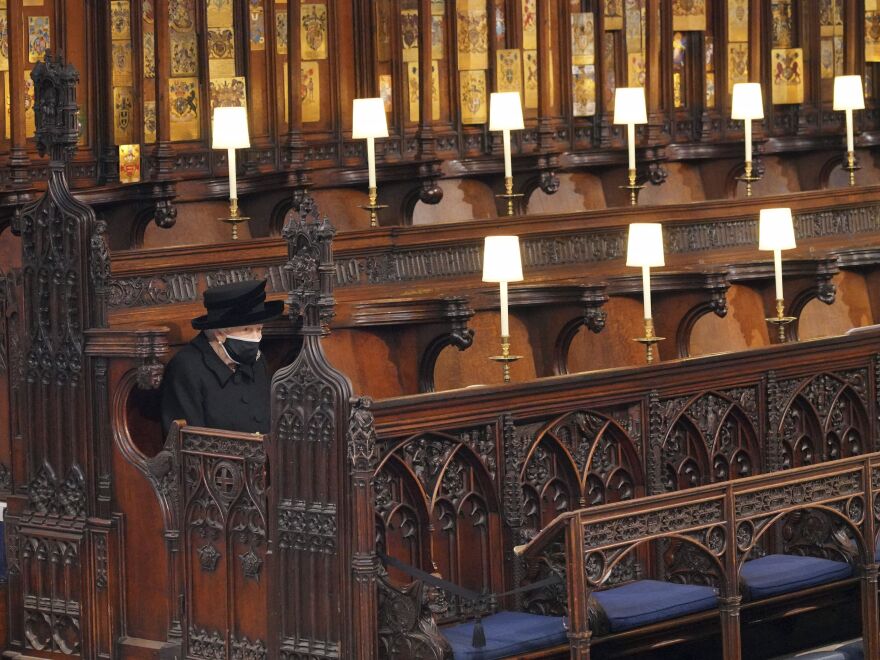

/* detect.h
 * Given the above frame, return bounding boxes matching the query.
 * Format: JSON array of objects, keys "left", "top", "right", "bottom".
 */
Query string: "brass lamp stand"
[
  {"left": 736, "top": 161, "right": 761, "bottom": 197},
  {"left": 359, "top": 187, "right": 388, "bottom": 228},
  {"left": 843, "top": 151, "right": 859, "bottom": 187},
  {"left": 221, "top": 198, "right": 250, "bottom": 241},
  {"left": 489, "top": 335, "right": 522, "bottom": 383},
  {"left": 634, "top": 318, "right": 664, "bottom": 364},
  {"left": 496, "top": 177, "right": 524, "bottom": 217},
  {"left": 765, "top": 299, "right": 797, "bottom": 343},
  {"left": 620, "top": 168, "right": 644, "bottom": 206}
]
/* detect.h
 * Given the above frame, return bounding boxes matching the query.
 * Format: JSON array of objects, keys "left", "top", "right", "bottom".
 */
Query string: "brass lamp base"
[
  {"left": 634, "top": 318, "right": 664, "bottom": 364},
  {"left": 620, "top": 169, "right": 644, "bottom": 206},
  {"left": 359, "top": 186, "right": 389, "bottom": 228},
  {"left": 736, "top": 161, "right": 761, "bottom": 197},
  {"left": 495, "top": 176, "right": 524, "bottom": 217},
  {"left": 489, "top": 335, "right": 522, "bottom": 383},
  {"left": 220, "top": 198, "right": 250, "bottom": 241},
  {"left": 765, "top": 299, "right": 797, "bottom": 343},
  {"left": 843, "top": 150, "right": 860, "bottom": 187}
]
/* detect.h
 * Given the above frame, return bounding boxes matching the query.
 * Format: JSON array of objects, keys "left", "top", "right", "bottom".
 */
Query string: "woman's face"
[{"left": 216, "top": 324, "right": 264, "bottom": 341}]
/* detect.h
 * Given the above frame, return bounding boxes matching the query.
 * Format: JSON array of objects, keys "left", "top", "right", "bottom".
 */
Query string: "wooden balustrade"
[{"left": 519, "top": 451, "right": 880, "bottom": 658}]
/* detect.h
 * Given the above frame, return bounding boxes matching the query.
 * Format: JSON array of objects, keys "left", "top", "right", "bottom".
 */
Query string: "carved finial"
[
  {"left": 31, "top": 52, "right": 80, "bottom": 163},
  {"left": 282, "top": 191, "right": 336, "bottom": 333}
]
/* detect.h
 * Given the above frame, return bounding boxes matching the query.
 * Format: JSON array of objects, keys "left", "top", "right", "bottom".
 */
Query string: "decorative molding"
[
  {"left": 735, "top": 472, "right": 863, "bottom": 518},
  {"left": 277, "top": 502, "right": 337, "bottom": 554},
  {"left": 109, "top": 203, "right": 880, "bottom": 309},
  {"left": 188, "top": 626, "right": 226, "bottom": 659},
  {"left": 231, "top": 634, "right": 268, "bottom": 660},
  {"left": 583, "top": 500, "right": 723, "bottom": 547},
  {"left": 348, "top": 397, "right": 377, "bottom": 474},
  {"left": 95, "top": 534, "right": 108, "bottom": 590},
  {"left": 181, "top": 431, "right": 265, "bottom": 460},
  {"left": 108, "top": 274, "right": 200, "bottom": 307},
  {"left": 0, "top": 462, "right": 11, "bottom": 492},
  {"left": 26, "top": 462, "right": 87, "bottom": 520},
  {"left": 279, "top": 638, "right": 342, "bottom": 659}
]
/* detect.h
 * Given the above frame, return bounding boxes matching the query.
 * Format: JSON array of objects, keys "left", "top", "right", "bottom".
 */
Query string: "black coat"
[{"left": 161, "top": 332, "right": 271, "bottom": 436}]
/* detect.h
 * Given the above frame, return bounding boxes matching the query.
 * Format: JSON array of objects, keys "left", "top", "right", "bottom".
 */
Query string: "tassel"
[{"left": 471, "top": 615, "right": 486, "bottom": 648}]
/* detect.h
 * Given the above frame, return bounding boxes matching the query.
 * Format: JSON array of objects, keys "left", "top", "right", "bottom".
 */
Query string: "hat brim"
[{"left": 192, "top": 300, "right": 285, "bottom": 330}]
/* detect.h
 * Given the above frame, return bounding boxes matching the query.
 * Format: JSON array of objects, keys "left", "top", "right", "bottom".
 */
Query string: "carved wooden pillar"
[
  {"left": 97, "top": 2, "right": 119, "bottom": 183},
  {"left": 721, "top": 488, "right": 743, "bottom": 660},
  {"left": 532, "top": 0, "right": 561, "bottom": 195},
  {"left": 348, "top": 398, "right": 380, "bottom": 659},
  {"left": 564, "top": 512, "right": 592, "bottom": 659},
  {"left": 417, "top": 0, "right": 435, "bottom": 159},
  {"left": 7, "top": 54, "right": 119, "bottom": 659},
  {"left": 844, "top": 0, "right": 864, "bottom": 75},
  {"left": 353, "top": 0, "right": 376, "bottom": 97},
  {"left": 644, "top": 0, "right": 667, "bottom": 143},
  {"left": 154, "top": 0, "right": 174, "bottom": 174},
  {"left": 268, "top": 195, "right": 376, "bottom": 658},
  {"left": 749, "top": 0, "right": 764, "bottom": 86},
  {"left": 536, "top": 0, "right": 553, "bottom": 147},
  {"left": 861, "top": 457, "right": 880, "bottom": 658},
  {"left": 594, "top": 2, "right": 612, "bottom": 148},
  {"left": 7, "top": 0, "right": 29, "bottom": 183},
  {"left": 413, "top": 0, "right": 442, "bottom": 206},
  {"left": 861, "top": 563, "right": 880, "bottom": 659},
  {"left": 286, "top": 0, "right": 305, "bottom": 169},
  {"left": 798, "top": 0, "right": 820, "bottom": 135}
]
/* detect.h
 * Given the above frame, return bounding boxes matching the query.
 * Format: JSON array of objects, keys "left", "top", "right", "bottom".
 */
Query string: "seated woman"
[{"left": 161, "top": 279, "right": 283, "bottom": 435}]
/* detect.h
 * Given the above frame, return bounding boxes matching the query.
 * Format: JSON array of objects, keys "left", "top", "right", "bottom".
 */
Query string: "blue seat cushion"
[
  {"left": 740, "top": 554, "right": 852, "bottom": 600},
  {"left": 592, "top": 579, "right": 718, "bottom": 632},
  {"left": 441, "top": 611, "right": 567, "bottom": 660},
  {"left": 772, "top": 639, "right": 863, "bottom": 659},
  {"left": 839, "top": 640, "right": 865, "bottom": 660}
]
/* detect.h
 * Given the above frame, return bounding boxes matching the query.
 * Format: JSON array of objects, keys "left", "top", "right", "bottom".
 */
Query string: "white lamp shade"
[
  {"left": 833, "top": 75, "right": 865, "bottom": 111},
  {"left": 482, "top": 236, "right": 524, "bottom": 282},
  {"left": 212, "top": 107, "right": 250, "bottom": 149},
  {"left": 758, "top": 208, "right": 796, "bottom": 251},
  {"left": 613, "top": 87, "right": 647, "bottom": 124},
  {"left": 731, "top": 83, "right": 764, "bottom": 120},
  {"left": 352, "top": 98, "right": 389, "bottom": 139},
  {"left": 489, "top": 92, "right": 525, "bottom": 131},
  {"left": 626, "top": 223, "right": 665, "bottom": 267}
]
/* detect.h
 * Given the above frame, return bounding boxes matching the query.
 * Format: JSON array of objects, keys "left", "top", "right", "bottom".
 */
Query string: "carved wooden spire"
[
  {"left": 281, "top": 189, "right": 337, "bottom": 333},
  {"left": 31, "top": 52, "right": 81, "bottom": 165},
  {"left": 269, "top": 192, "right": 378, "bottom": 657}
]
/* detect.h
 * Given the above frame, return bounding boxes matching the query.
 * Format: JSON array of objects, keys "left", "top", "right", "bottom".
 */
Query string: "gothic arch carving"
[
  {"left": 777, "top": 374, "right": 869, "bottom": 467},
  {"left": 375, "top": 429, "right": 503, "bottom": 604},
  {"left": 523, "top": 411, "right": 643, "bottom": 522},
  {"left": 661, "top": 415, "right": 711, "bottom": 491},
  {"left": 657, "top": 391, "right": 761, "bottom": 492}
]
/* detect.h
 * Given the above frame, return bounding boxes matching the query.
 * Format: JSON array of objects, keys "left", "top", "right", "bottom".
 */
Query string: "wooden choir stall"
[{"left": 7, "top": 1, "right": 880, "bottom": 659}]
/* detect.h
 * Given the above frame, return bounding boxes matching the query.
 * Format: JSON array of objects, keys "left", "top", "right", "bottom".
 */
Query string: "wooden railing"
[
  {"left": 518, "top": 451, "right": 880, "bottom": 659},
  {"left": 368, "top": 327, "right": 880, "bottom": 655}
]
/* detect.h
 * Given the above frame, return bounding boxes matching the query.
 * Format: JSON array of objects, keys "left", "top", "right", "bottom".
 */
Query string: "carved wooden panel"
[
  {"left": 19, "top": 532, "right": 82, "bottom": 655},
  {"left": 374, "top": 428, "right": 503, "bottom": 621},
  {"left": 655, "top": 389, "right": 761, "bottom": 492},
  {"left": 776, "top": 372, "right": 870, "bottom": 468},
  {"left": 521, "top": 410, "right": 643, "bottom": 532},
  {"left": 179, "top": 428, "right": 268, "bottom": 660}
]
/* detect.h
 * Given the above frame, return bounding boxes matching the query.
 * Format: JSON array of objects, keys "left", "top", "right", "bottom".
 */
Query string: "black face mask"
[{"left": 223, "top": 337, "right": 260, "bottom": 365}]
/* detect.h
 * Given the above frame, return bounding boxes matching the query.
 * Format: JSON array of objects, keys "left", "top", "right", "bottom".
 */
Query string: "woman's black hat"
[{"left": 192, "top": 279, "right": 284, "bottom": 330}]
